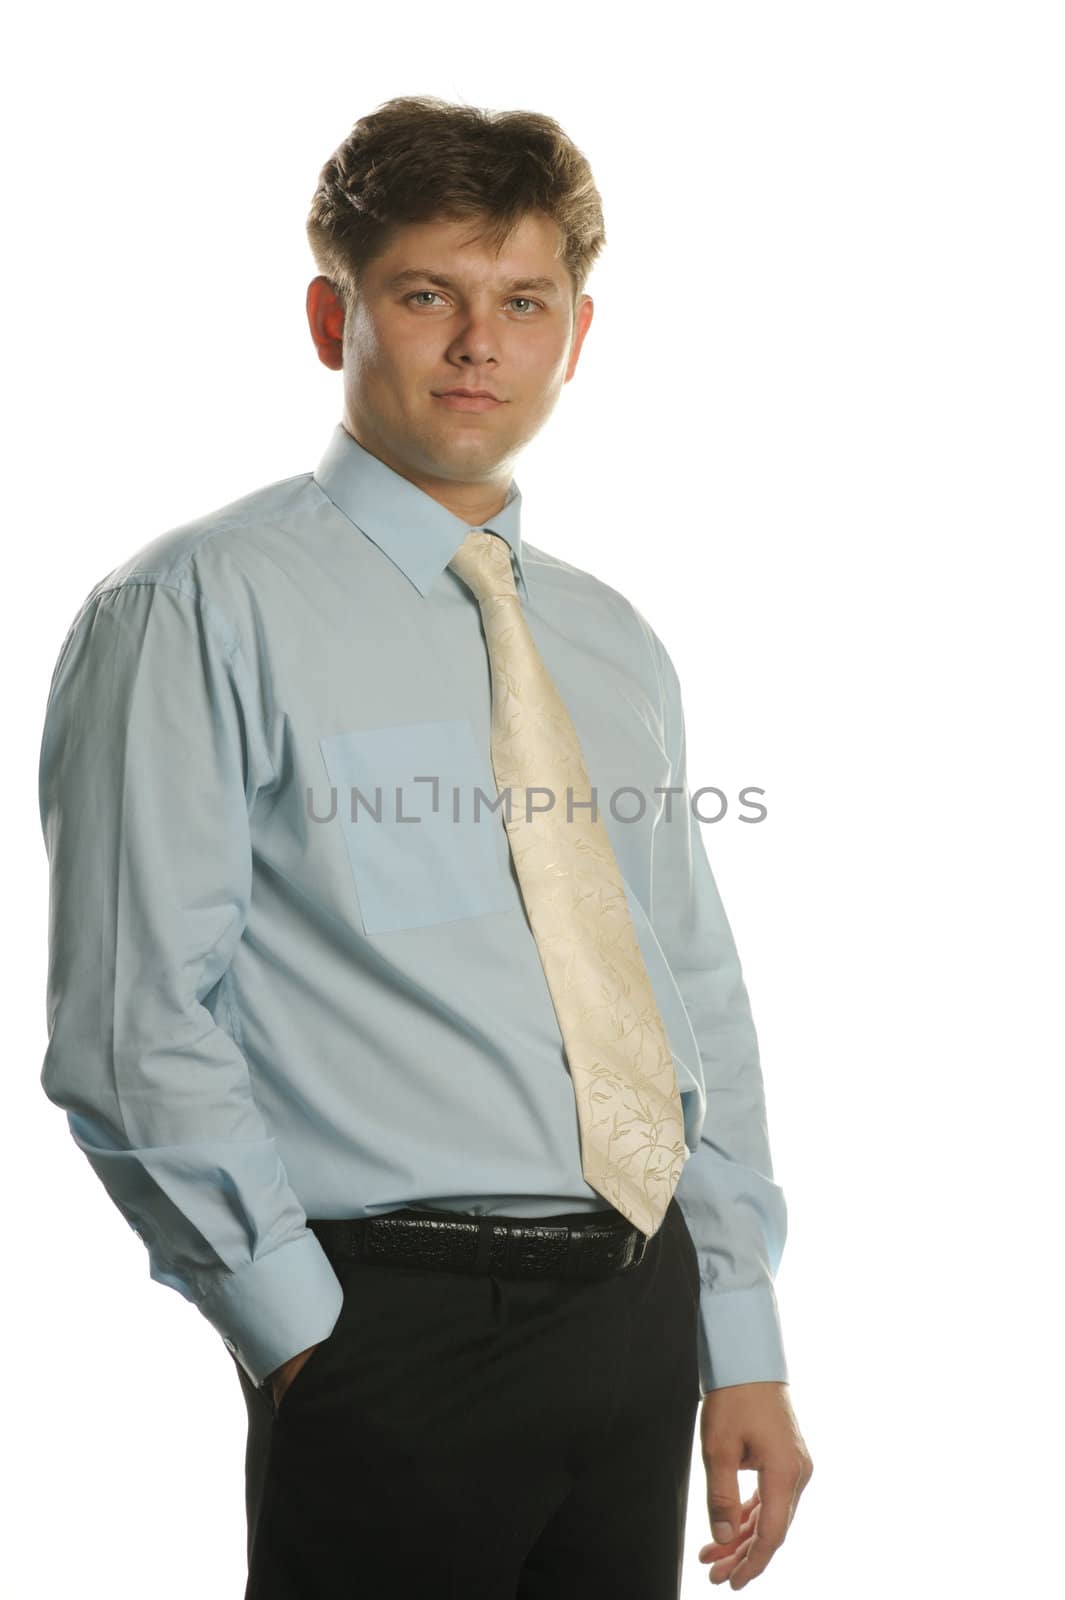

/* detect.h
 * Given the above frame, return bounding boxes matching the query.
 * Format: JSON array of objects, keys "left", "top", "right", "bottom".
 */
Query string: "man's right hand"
[{"left": 266, "top": 1343, "right": 321, "bottom": 1411}]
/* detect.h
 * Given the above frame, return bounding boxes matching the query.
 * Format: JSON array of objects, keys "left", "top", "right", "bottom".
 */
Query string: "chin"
[{"left": 428, "top": 425, "right": 499, "bottom": 456}]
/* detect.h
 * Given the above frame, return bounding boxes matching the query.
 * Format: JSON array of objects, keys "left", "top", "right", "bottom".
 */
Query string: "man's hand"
[
  {"left": 697, "top": 1380, "right": 813, "bottom": 1589},
  {"left": 266, "top": 1342, "right": 321, "bottom": 1412}
]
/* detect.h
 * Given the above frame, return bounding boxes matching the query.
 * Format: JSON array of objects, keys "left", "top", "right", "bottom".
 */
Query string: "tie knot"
[{"left": 447, "top": 529, "right": 519, "bottom": 603}]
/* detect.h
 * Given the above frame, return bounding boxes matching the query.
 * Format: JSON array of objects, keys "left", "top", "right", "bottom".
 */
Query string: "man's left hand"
[{"left": 697, "top": 1380, "right": 813, "bottom": 1589}]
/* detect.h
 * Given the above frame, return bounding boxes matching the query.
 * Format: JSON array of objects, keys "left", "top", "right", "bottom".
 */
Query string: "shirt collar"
[{"left": 313, "top": 422, "right": 528, "bottom": 600}]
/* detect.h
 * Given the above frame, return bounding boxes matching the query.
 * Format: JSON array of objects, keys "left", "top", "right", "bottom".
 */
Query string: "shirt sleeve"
[
  {"left": 37, "top": 574, "right": 344, "bottom": 1386},
  {"left": 646, "top": 624, "right": 789, "bottom": 1394}
]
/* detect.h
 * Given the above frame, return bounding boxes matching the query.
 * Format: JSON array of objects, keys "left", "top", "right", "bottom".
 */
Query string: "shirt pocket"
[{"left": 318, "top": 719, "right": 513, "bottom": 935}]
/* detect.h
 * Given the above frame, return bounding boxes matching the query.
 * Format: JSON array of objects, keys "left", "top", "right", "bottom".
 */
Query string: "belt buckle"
[{"left": 629, "top": 1229, "right": 649, "bottom": 1268}]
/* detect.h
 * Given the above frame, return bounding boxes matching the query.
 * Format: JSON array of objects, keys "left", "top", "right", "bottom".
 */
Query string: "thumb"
[{"left": 707, "top": 1458, "right": 743, "bottom": 1544}]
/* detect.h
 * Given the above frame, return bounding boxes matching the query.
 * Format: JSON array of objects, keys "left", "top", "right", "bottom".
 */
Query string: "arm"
[
  {"left": 646, "top": 626, "right": 789, "bottom": 1394},
  {"left": 38, "top": 572, "right": 343, "bottom": 1386}
]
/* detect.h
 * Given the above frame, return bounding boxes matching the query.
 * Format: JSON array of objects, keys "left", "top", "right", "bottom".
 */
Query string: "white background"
[{"left": 5, "top": 3, "right": 1062, "bottom": 1595}]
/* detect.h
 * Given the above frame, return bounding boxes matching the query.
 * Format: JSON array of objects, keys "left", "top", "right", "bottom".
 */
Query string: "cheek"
[
  {"left": 350, "top": 310, "right": 426, "bottom": 372},
  {"left": 523, "top": 332, "right": 571, "bottom": 383},
  {"left": 369, "top": 327, "right": 435, "bottom": 388},
  {"left": 345, "top": 319, "right": 383, "bottom": 379}
]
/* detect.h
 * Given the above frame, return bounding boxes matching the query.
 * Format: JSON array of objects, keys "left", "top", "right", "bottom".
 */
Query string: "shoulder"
[
  {"left": 525, "top": 540, "right": 679, "bottom": 690},
  {"left": 524, "top": 541, "right": 668, "bottom": 654},
  {"left": 88, "top": 471, "right": 319, "bottom": 598},
  {"left": 58, "top": 470, "right": 325, "bottom": 660}
]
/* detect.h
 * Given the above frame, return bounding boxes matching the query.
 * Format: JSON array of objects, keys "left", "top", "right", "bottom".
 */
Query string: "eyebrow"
[{"left": 384, "top": 268, "right": 563, "bottom": 299}]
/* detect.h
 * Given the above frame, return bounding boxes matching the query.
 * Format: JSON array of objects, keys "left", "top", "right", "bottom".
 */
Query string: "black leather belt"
[{"left": 306, "top": 1206, "right": 650, "bottom": 1280}]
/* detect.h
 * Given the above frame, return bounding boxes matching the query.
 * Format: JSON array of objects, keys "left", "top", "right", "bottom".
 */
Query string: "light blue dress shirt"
[{"left": 38, "top": 421, "right": 788, "bottom": 1394}]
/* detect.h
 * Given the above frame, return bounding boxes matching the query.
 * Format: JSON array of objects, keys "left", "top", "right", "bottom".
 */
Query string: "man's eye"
[{"left": 406, "top": 292, "right": 541, "bottom": 315}]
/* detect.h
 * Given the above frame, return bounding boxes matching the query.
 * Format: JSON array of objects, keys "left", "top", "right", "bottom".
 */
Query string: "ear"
[
  {"left": 564, "top": 295, "right": 595, "bottom": 383},
  {"left": 306, "top": 276, "right": 346, "bottom": 372}
]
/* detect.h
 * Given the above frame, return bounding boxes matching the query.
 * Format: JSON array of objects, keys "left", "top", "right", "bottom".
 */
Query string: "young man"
[{"left": 38, "top": 96, "right": 812, "bottom": 1596}]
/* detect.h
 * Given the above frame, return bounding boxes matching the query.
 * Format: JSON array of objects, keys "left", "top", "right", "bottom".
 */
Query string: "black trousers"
[{"left": 234, "top": 1196, "right": 701, "bottom": 1598}]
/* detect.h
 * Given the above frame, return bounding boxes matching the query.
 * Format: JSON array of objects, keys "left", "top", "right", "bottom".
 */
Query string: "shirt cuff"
[
  {"left": 696, "top": 1281, "right": 790, "bottom": 1393},
  {"left": 198, "top": 1229, "right": 345, "bottom": 1386}
]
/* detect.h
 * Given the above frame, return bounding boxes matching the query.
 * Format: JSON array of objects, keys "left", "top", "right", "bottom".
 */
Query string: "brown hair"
[{"left": 306, "top": 95, "right": 606, "bottom": 315}]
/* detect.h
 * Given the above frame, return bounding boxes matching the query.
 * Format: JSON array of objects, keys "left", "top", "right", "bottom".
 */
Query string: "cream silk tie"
[{"left": 448, "top": 530, "right": 689, "bottom": 1237}]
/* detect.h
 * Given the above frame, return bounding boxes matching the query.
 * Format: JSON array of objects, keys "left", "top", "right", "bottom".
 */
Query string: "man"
[{"left": 38, "top": 96, "right": 811, "bottom": 1596}]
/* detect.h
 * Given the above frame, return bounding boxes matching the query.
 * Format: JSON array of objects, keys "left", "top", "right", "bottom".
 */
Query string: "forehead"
[{"left": 370, "top": 211, "right": 568, "bottom": 292}]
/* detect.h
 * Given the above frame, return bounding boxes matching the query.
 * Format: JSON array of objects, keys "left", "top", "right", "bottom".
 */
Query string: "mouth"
[{"left": 432, "top": 390, "right": 505, "bottom": 413}]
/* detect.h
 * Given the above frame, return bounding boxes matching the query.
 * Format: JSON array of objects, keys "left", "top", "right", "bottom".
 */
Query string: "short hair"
[{"left": 306, "top": 95, "right": 606, "bottom": 315}]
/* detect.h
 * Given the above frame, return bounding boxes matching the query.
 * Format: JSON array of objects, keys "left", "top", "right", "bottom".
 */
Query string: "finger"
[
  {"left": 697, "top": 1478, "right": 754, "bottom": 1529},
  {"left": 727, "top": 1466, "right": 795, "bottom": 1587},
  {"left": 706, "top": 1457, "right": 744, "bottom": 1546},
  {"left": 707, "top": 1532, "right": 756, "bottom": 1585},
  {"left": 699, "top": 1489, "right": 760, "bottom": 1544},
  {"left": 698, "top": 1496, "right": 759, "bottom": 1560}
]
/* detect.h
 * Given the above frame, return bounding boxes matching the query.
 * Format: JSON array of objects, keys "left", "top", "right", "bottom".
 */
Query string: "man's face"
[{"left": 310, "top": 210, "right": 593, "bottom": 494}]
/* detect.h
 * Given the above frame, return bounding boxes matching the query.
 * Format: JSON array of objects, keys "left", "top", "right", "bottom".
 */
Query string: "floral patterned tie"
[{"left": 448, "top": 530, "right": 689, "bottom": 1236}]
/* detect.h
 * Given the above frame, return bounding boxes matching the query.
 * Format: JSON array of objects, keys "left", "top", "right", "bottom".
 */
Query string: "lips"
[{"left": 433, "top": 391, "right": 505, "bottom": 413}]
